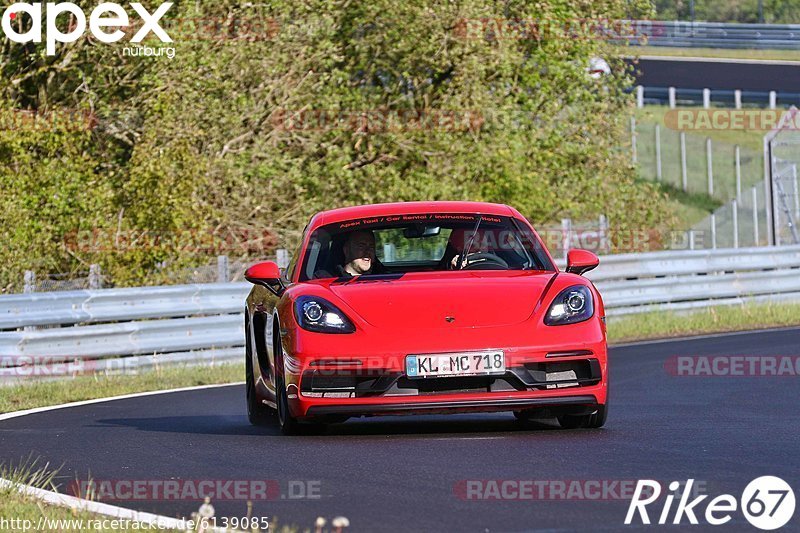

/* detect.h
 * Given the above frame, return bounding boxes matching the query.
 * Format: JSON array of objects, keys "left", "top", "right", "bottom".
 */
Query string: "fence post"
[
  {"left": 711, "top": 213, "right": 717, "bottom": 249},
  {"left": 24, "top": 270, "right": 35, "bottom": 293},
  {"left": 599, "top": 214, "right": 610, "bottom": 254},
  {"left": 732, "top": 199, "right": 739, "bottom": 249},
  {"left": 680, "top": 132, "right": 688, "bottom": 191},
  {"left": 734, "top": 89, "right": 742, "bottom": 110},
  {"left": 706, "top": 137, "right": 714, "bottom": 196},
  {"left": 793, "top": 164, "right": 799, "bottom": 220},
  {"left": 735, "top": 145, "right": 742, "bottom": 203},
  {"left": 702, "top": 88, "right": 710, "bottom": 109},
  {"left": 561, "top": 218, "right": 572, "bottom": 259},
  {"left": 89, "top": 264, "right": 102, "bottom": 290},
  {"left": 217, "top": 255, "right": 229, "bottom": 283},
  {"left": 630, "top": 116, "right": 637, "bottom": 164},
  {"left": 769, "top": 91, "right": 777, "bottom": 110},
  {"left": 668, "top": 86, "right": 676, "bottom": 109},
  {"left": 753, "top": 186, "right": 760, "bottom": 246},
  {"left": 276, "top": 248, "right": 290, "bottom": 270},
  {"left": 636, "top": 85, "right": 644, "bottom": 108},
  {"left": 655, "top": 124, "right": 662, "bottom": 181}
]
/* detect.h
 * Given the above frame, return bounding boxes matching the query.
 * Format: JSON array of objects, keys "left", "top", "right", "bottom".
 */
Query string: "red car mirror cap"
[
  {"left": 245, "top": 261, "right": 283, "bottom": 289},
  {"left": 566, "top": 249, "right": 599, "bottom": 276}
]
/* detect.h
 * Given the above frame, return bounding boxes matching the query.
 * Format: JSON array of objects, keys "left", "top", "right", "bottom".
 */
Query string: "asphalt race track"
[
  {"left": 2, "top": 327, "right": 799, "bottom": 532},
  {"left": 631, "top": 56, "right": 800, "bottom": 92}
]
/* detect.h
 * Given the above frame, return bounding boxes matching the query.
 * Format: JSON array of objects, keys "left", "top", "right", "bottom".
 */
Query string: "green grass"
[
  {"left": 633, "top": 105, "right": 767, "bottom": 233},
  {"left": 0, "top": 459, "right": 181, "bottom": 533},
  {"left": 0, "top": 363, "right": 243, "bottom": 414},
  {"left": 656, "top": 179, "right": 723, "bottom": 227},
  {"left": 607, "top": 302, "right": 800, "bottom": 343},
  {"left": 0, "top": 459, "right": 304, "bottom": 532},
  {"left": 618, "top": 45, "right": 800, "bottom": 62}
]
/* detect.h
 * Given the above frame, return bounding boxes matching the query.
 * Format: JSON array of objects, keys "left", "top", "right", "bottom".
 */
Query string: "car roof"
[{"left": 309, "top": 201, "right": 520, "bottom": 230}]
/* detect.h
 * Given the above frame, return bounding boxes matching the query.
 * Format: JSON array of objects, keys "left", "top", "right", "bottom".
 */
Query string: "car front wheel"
[{"left": 246, "top": 347, "right": 273, "bottom": 425}]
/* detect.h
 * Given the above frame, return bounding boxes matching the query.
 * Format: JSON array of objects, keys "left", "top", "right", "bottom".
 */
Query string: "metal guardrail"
[
  {"left": 623, "top": 20, "right": 800, "bottom": 50},
  {"left": 1, "top": 245, "right": 799, "bottom": 379}
]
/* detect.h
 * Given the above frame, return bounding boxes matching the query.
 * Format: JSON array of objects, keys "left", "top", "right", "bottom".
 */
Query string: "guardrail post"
[
  {"left": 734, "top": 90, "right": 742, "bottom": 110},
  {"left": 217, "top": 255, "right": 229, "bottom": 283},
  {"left": 793, "top": 165, "right": 799, "bottom": 220},
  {"left": 636, "top": 85, "right": 644, "bottom": 108},
  {"left": 711, "top": 213, "right": 717, "bottom": 249},
  {"left": 688, "top": 230, "right": 696, "bottom": 250},
  {"left": 702, "top": 88, "right": 710, "bottom": 109},
  {"left": 668, "top": 87, "right": 676, "bottom": 109},
  {"left": 769, "top": 91, "right": 777, "bottom": 110},
  {"left": 561, "top": 218, "right": 572, "bottom": 259},
  {"left": 89, "top": 264, "right": 102, "bottom": 289},
  {"left": 735, "top": 145, "right": 742, "bottom": 203},
  {"left": 24, "top": 270, "right": 35, "bottom": 293},
  {"left": 732, "top": 199, "right": 739, "bottom": 249},
  {"left": 630, "top": 117, "right": 637, "bottom": 164},
  {"left": 655, "top": 124, "right": 662, "bottom": 181},
  {"left": 706, "top": 137, "right": 714, "bottom": 196},
  {"left": 276, "top": 248, "right": 290, "bottom": 270},
  {"left": 680, "top": 132, "right": 688, "bottom": 192},
  {"left": 753, "top": 186, "right": 760, "bottom": 245},
  {"left": 599, "top": 215, "right": 610, "bottom": 254}
]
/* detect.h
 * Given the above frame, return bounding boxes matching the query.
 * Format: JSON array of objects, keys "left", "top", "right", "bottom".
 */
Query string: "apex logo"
[{"left": 1, "top": 2, "right": 173, "bottom": 55}]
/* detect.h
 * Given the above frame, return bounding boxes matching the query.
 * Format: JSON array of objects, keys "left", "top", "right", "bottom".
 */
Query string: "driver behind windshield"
[
  {"left": 446, "top": 228, "right": 492, "bottom": 269},
  {"left": 341, "top": 230, "right": 378, "bottom": 276}
]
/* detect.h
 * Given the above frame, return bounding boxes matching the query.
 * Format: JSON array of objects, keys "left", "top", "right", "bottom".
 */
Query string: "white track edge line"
[
  {"left": 0, "top": 382, "right": 244, "bottom": 422},
  {"left": 0, "top": 477, "right": 233, "bottom": 532}
]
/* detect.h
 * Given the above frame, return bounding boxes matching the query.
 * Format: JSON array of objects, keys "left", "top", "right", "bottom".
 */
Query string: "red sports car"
[{"left": 244, "top": 201, "right": 607, "bottom": 434}]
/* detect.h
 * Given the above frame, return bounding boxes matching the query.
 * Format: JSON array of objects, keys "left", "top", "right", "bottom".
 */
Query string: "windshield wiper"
[{"left": 458, "top": 216, "right": 482, "bottom": 269}]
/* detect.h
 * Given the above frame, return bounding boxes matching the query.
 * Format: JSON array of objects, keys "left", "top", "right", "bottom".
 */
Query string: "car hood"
[{"left": 323, "top": 271, "right": 557, "bottom": 329}]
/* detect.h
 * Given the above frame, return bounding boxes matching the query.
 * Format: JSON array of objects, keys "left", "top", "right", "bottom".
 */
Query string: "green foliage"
[{"left": 0, "top": 0, "right": 671, "bottom": 290}]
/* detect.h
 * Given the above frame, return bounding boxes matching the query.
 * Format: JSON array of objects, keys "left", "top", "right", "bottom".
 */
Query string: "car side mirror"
[
  {"left": 245, "top": 261, "right": 286, "bottom": 296},
  {"left": 566, "top": 249, "right": 599, "bottom": 276}
]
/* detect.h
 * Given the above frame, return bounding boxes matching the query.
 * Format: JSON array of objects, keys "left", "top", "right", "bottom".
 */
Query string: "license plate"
[{"left": 406, "top": 351, "right": 505, "bottom": 379}]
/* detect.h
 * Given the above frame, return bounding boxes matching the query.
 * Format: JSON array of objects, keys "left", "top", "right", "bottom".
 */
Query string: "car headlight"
[
  {"left": 294, "top": 296, "right": 356, "bottom": 333},
  {"left": 544, "top": 285, "right": 594, "bottom": 326}
]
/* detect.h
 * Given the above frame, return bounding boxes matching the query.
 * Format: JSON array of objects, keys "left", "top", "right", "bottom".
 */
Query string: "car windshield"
[{"left": 298, "top": 213, "right": 555, "bottom": 281}]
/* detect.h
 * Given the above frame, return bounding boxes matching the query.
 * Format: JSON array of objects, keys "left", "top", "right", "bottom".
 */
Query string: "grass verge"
[
  {"left": 617, "top": 45, "right": 800, "bottom": 62},
  {"left": 0, "top": 459, "right": 181, "bottom": 533},
  {"left": 0, "top": 363, "right": 243, "bottom": 414},
  {"left": 0, "top": 460, "right": 303, "bottom": 532},
  {"left": 607, "top": 302, "right": 800, "bottom": 343}
]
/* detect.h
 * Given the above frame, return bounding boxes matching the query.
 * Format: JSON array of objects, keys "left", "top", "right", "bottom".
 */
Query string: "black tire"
[
  {"left": 246, "top": 325, "right": 272, "bottom": 426},
  {"left": 557, "top": 404, "right": 607, "bottom": 429},
  {"left": 275, "top": 344, "right": 325, "bottom": 436},
  {"left": 276, "top": 372, "right": 304, "bottom": 435}
]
